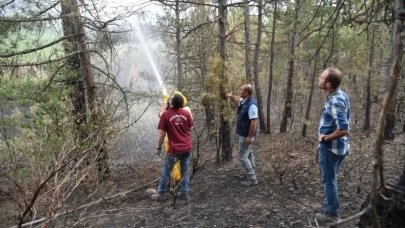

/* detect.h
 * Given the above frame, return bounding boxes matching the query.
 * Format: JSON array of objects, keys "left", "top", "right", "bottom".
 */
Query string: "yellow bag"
[
  {"left": 164, "top": 137, "right": 181, "bottom": 182},
  {"left": 171, "top": 161, "right": 181, "bottom": 182}
]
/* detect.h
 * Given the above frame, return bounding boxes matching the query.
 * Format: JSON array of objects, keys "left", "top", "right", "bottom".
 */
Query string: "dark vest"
[{"left": 236, "top": 96, "right": 258, "bottom": 137}]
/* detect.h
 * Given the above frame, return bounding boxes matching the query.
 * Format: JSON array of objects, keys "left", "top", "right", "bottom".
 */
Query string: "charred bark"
[
  {"left": 176, "top": 0, "right": 183, "bottom": 91},
  {"left": 252, "top": 0, "right": 267, "bottom": 133},
  {"left": 61, "top": 0, "right": 87, "bottom": 140},
  {"left": 243, "top": 2, "right": 252, "bottom": 83},
  {"left": 266, "top": 1, "right": 277, "bottom": 134},
  {"left": 61, "top": 0, "right": 109, "bottom": 180},
  {"left": 218, "top": 0, "right": 232, "bottom": 161},
  {"left": 364, "top": 27, "right": 376, "bottom": 132},
  {"left": 359, "top": 0, "right": 404, "bottom": 226},
  {"left": 280, "top": 0, "right": 299, "bottom": 133}
]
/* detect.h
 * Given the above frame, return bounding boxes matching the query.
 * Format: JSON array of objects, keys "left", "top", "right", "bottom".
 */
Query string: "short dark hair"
[
  {"left": 244, "top": 84, "right": 253, "bottom": 95},
  {"left": 171, "top": 94, "right": 184, "bottom": 109},
  {"left": 325, "top": 67, "right": 342, "bottom": 89}
]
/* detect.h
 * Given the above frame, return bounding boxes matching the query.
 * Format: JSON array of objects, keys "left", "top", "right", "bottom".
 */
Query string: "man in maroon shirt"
[{"left": 151, "top": 94, "right": 194, "bottom": 201}]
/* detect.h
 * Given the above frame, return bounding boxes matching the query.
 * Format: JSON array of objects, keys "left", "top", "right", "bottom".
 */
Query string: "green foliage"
[
  {"left": 0, "top": 18, "right": 62, "bottom": 62},
  {"left": 0, "top": 75, "right": 73, "bottom": 178}
]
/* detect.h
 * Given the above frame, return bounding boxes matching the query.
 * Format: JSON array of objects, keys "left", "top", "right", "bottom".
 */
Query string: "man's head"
[
  {"left": 170, "top": 94, "right": 184, "bottom": 109},
  {"left": 174, "top": 91, "right": 187, "bottom": 107},
  {"left": 318, "top": 67, "right": 342, "bottom": 91},
  {"left": 239, "top": 84, "right": 253, "bottom": 99}
]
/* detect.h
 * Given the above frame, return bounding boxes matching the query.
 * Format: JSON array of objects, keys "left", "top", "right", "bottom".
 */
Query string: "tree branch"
[
  {"left": 1, "top": 16, "right": 62, "bottom": 23},
  {"left": 0, "top": 0, "right": 15, "bottom": 9},
  {"left": 298, "top": 0, "right": 324, "bottom": 35},
  {"left": 180, "top": 16, "right": 221, "bottom": 42},
  {"left": 169, "top": 0, "right": 216, "bottom": 7},
  {"left": 41, "top": 59, "right": 71, "bottom": 93},
  {"left": 35, "top": 1, "right": 60, "bottom": 17},
  {"left": 1, "top": 52, "right": 82, "bottom": 67},
  {"left": 0, "top": 34, "right": 79, "bottom": 58},
  {"left": 327, "top": 205, "right": 372, "bottom": 227}
]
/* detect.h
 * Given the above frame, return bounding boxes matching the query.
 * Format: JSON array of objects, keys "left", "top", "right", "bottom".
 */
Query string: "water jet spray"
[{"left": 133, "top": 18, "right": 167, "bottom": 96}]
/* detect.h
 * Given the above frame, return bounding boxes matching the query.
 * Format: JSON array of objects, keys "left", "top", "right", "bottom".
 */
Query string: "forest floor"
[{"left": 1, "top": 129, "right": 405, "bottom": 228}]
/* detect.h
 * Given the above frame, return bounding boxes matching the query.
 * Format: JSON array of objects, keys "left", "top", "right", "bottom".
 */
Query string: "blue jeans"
[
  {"left": 157, "top": 152, "right": 191, "bottom": 194},
  {"left": 238, "top": 136, "right": 256, "bottom": 180},
  {"left": 318, "top": 145, "right": 346, "bottom": 215}
]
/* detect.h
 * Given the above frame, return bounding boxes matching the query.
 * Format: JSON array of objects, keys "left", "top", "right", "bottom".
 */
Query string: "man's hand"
[
  {"left": 156, "top": 147, "right": 162, "bottom": 156},
  {"left": 225, "top": 93, "right": 232, "bottom": 98},
  {"left": 318, "top": 134, "right": 326, "bottom": 143},
  {"left": 163, "top": 94, "right": 170, "bottom": 103},
  {"left": 246, "top": 137, "right": 253, "bottom": 145}
]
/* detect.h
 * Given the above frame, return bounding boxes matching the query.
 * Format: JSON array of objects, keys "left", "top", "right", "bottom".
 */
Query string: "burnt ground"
[{"left": 2, "top": 130, "right": 405, "bottom": 228}]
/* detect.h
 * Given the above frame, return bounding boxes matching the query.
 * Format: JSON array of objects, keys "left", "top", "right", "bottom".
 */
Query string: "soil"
[{"left": 1, "top": 130, "right": 405, "bottom": 228}]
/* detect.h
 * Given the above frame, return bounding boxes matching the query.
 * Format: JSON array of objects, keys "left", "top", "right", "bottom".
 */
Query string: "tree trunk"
[
  {"left": 266, "top": 1, "right": 277, "bottom": 134},
  {"left": 384, "top": 99, "right": 397, "bottom": 140},
  {"left": 302, "top": 54, "right": 318, "bottom": 137},
  {"left": 364, "top": 27, "right": 376, "bottom": 132},
  {"left": 302, "top": 9, "right": 324, "bottom": 137},
  {"left": 403, "top": 117, "right": 405, "bottom": 132},
  {"left": 280, "top": 0, "right": 299, "bottom": 133},
  {"left": 243, "top": 2, "right": 252, "bottom": 83},
  {"left": 200, "top": 38, "right": 215, "bottom": 140},
  {"left": 61, "top": 0, "right": 87, "bottom": 140},
  {"left": 218, "top": 0, "right": 232, "bottom": 161},
  {"left": 61, "top": 0, "right": 109, "bottom": 180},
  {"left": 252, "top": 0, "right": 267, "bottom": 133},
  {"left": 359, "top": 0, "right": 404, "bottom": 226},
  {"left": 176, "top": 0, "right": 183, "bottom": 91}
]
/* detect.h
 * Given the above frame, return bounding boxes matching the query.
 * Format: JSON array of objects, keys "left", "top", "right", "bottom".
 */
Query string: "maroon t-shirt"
[{"left": 158, "top": 108, "right": 194, "bottom": 155}]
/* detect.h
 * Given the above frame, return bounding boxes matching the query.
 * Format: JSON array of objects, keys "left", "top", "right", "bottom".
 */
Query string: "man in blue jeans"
[
  {"left": 315, "top": 67, "right": 351, "bottom": 223},
  {"left": 226, "top": 84, "right": 259, "bottom": 187},
  {"left": 151, "top": 94, "right": 194, "bottom": 201}
]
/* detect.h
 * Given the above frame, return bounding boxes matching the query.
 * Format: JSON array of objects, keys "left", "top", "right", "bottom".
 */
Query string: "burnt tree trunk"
[
  {"left": 176, "top": 0, "right": 183, "bottom": 91},
  {"left": 252, "top": 0, "right": 267, "bottom": 133},
  {"left": 359, "top": 0, "right": 405, "bottom": 226},
  {"left": 266, "top": 1, "right": 277, "bottom": 134},
  {"left": 302, "top": 54, "right": 318, "bottom": 137},
  {"left": 218, "top": 0, "right": 232, "bottom": 161},
  {"left": 385, "top": 101, "right": 397, "bottom": 140},
  {"left": 280, "top": 0, "right": 299, "bottom": 133},
  {"left": 61, "top": 0, "right": 87, "bottom": 140},
  {"left": 364, "top": 26, "right": 376, "bottom": 132},
  {"left": 200, "top": 37, "right": 215, "bottom": 141},
  {"left": 61, "top": 0, "right": 109, "bottom": 180},
  {"left": 403, "top": 117, "right": 405, "bottom": 132},
  {"left": 302, "top": 10, "right": 323, "bottom": 137},
  {"left": 243, "top": 1, "right": 252, "bottom": 83}
]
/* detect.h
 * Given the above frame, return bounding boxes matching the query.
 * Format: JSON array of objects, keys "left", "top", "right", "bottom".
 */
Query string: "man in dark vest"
[{"left": 226, "top": 84, "right": 259, "bottom": 187}]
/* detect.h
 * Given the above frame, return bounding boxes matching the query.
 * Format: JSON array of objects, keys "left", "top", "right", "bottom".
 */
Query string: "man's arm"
[
  {"left": 158, "top": 103, "right": 167, "bottom": 117},
  {"left": 246, "top": 119, "right": 257, "bottom": 145},
  {"left": 157, "top": 129, "right": 166, "bottom": 149},
  {"left": 158, "top": 94, "right": 170, "bottom": 117},
  {"left": 188, "top": 112, "right": 194, "bottom": 132},
  {"left": 319, "top": 101, "right": 349, "bottom": 142},
  {"left": 225, "top": 93, "right": 241, "bottom": 103},
  {"left": 319, "top": 129, "right": 348, "bottom": 143}
]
